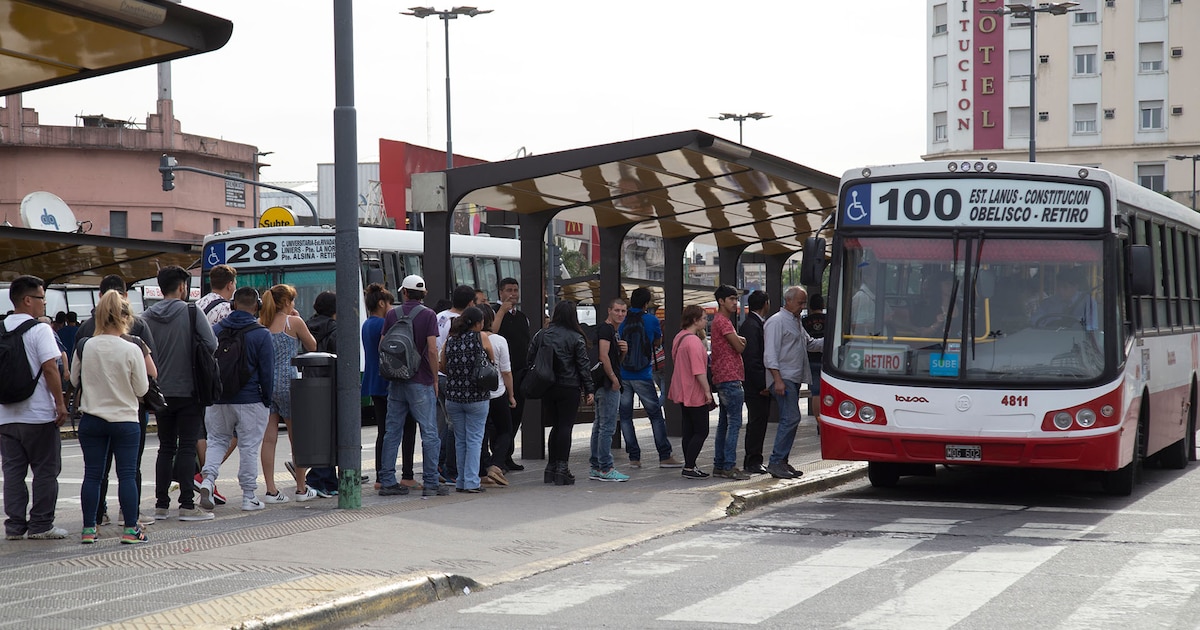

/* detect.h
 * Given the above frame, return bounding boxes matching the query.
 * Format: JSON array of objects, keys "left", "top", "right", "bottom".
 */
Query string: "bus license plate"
[{"left": 946, "top": 444, "right": 982, "bottom": 461}]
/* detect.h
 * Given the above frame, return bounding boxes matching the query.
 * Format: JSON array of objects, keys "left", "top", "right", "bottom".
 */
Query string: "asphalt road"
[{"left": 374, "top": 460, "right": 1200, "bottom": 629}]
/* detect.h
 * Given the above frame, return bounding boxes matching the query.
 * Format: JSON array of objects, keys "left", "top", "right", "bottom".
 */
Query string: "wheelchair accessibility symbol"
[
  {"left": 842, "top": 185, "right": 871, "bottom": 226},
  {"left": 204, "top": 243, "right": 225, "bottom": 270}
]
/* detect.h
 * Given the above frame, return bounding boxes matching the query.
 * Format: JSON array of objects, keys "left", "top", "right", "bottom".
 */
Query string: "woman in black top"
[
  {"left": 439, "top": 307, "right": 495, "bottom": 493},
  {"left": 531, "top": 301, "right": 595, "bottom": 485}
]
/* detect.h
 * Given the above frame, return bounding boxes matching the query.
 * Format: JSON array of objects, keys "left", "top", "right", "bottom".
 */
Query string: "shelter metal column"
[
  {"left": 660, "top": 235, "right": 695, "bottom": 437},
  {"left": 717, "top": 244, "right": 749, "bottom": 290},
  {"left": 422, "top": 211, "right": 453, "bottom": 303},
  {"left": 765, "top": 252, "right": 791, "bottom": 312},
  {"left": 519, "top": 210, "right": 554, "bottom": 460}
]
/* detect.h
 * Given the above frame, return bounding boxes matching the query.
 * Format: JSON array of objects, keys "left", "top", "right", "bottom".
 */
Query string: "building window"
[
  {"left": 1140, "top": 100, "right": 1164, "bottom": 130},
  {"left": 933, "top": 55, "right": 947, "bottom": 86},
  {"left": 150, "top": 212, "right": 163, "bottom": 233},
  {"left": 1010, "top": 107, "right": 1030, "bottom": 137},
  {"left": 1139, "top": 42, "right": 1164, "bottom": 72},
  {"left": 933, "top": 3, "right": 948, "bottom": 35},
  {"left": 1075, "top": 0, "right": 1098, "bottom": 22},
  {"left": 1074, "top": 46, "right": 1097, "bottom": 75},
  {"left": 1010, "top": 49, "right": 1031, "bottom": 78},
  {"left": 1140, "top": 0, "right": 1166, "bottom": 20},
  {"left": 213, "top": 218, "right": 220, "bottom": 233},
  {"left": 1074, "top": 103, "right": 1098, "bottom": 134},
  {"left": 1138, "top": 163, "right": 1166, "bottom": 192},
  {"left": 110, "top": 211, "right": 127, "bottom": 238},
  {"left": 933, "top": 112, "right": 948, "bottom": 142}
]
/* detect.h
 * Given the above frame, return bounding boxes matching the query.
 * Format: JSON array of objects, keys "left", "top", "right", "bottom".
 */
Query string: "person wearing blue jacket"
[{"left": 197, "top": 288, "right": 274, "bottom": 513}]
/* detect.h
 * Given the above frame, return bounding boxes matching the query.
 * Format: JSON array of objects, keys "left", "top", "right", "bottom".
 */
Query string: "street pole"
[
  {"left": 252, "top": 150, "right": 272, "bottom": 227},
  {"left": 1173, "top": 154, "right": 1200, "bottom": 212},
  {"left": 713, "top": 112, "right": 771, "bottom": 144}
]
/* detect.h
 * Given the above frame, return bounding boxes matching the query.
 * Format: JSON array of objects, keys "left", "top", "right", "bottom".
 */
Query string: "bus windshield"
[
  {"left": 830, "top": 235, "right": 1109, "bottom": 383},
  {"left": 238, "top": 269, "right": 335, "bottom": 320}
]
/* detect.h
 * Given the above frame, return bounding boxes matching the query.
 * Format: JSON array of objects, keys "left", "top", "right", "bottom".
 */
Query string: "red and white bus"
[{"left": 805, "top": 160, "right": 1196, "bottom": 495}]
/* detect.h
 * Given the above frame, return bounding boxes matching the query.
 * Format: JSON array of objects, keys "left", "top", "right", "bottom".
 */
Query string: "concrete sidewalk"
[{"left": 0, "top": 412, "right": 864, "bottom": 630}]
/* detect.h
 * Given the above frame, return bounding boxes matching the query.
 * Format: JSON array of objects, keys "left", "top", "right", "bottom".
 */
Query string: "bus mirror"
[
  {"left": 365, "top": 267, "right": 385, "bottom": 286},
  {"left": 800, "top": 237, "right": 826, "bottom": 287},
  {"left": 1127, "top": 244, "right": 1153, "bottom": 295},
  {"left": 976, "top": 269, "right": 995, "bottom": 299}
]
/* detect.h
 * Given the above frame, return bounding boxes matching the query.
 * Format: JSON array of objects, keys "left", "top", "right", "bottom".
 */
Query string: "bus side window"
[
  {"left": 477, "top": 257, "right": 499, "bottom": 302},
  {"left": 452, "top": 256, "right": 476, "bottom": 291}
]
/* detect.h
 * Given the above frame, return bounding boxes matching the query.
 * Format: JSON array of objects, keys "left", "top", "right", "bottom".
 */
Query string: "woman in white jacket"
[{"left": 71, "top": 291, "right": 149, "bottom": 544}]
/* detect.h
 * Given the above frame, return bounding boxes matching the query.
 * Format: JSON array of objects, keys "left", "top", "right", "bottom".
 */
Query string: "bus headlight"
[
  {"left": 823, "top": 394, "right": 834, "bottom": 408},
  {"left": 839, "top": 400, "right": 857, "bottom": 419},
  {"left": 1053, "top": 412, "right": 1073, "bottom": 430},
  {"left": 1100, "top": 404, "right": 1114, "bottom": 417},
  {"left": 859, "top": 406, "right": 877, "bottom": 423},
  {"left": 1076, "top": 409, "right": 1097, "bottom": 428}
]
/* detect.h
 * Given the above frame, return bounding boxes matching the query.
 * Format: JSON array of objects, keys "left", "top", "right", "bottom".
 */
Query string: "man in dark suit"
[{"left": 739, "top": 290, "right": 772, "bottom": 474}]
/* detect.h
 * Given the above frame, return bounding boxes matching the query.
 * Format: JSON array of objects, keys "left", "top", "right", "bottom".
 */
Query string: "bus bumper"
[{"left": 818, "top": 418, "right": 1125, "bottom": 471}]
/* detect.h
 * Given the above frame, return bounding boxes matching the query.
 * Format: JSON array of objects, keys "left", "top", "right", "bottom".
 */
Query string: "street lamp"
[
  {"left": 713, "top": 112, "right": 771, "bottom": 144},
  {"left": 404, "top": 6, "right": 492, "bottom": 170},
  {"left": 984, "top": 3, "right": 1076, "bottom": 162},
  {"left": 1173, "top": 154, "right": 1200, "bottom": 212},
  {"left": 252, "top": 150, "right": 273, "bottom": 226}
]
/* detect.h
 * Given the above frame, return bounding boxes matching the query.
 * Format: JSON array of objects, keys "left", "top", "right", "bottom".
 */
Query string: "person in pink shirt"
[{"left": 669, "top": 305, "right": 714, "bottom": 480}]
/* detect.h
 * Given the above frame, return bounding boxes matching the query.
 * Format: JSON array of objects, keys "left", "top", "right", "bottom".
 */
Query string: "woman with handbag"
[
  {"left": 533, "top": 301, "right": 595, "bottom": 486},
  {"left": 439, "top": 306, "right": 496, "bottom": 493},
  {"left": 71, "top": 291, "right": 151, "bottom": 544},
  {"left": 668, "top": 305, "right": 715, "bottom": 480}
]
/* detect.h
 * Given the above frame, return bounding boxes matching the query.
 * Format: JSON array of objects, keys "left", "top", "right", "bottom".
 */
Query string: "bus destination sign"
[
  {"left": 840, "top": 179, "right": 1105, "bottom": 229},
  {"left": 203, "top": 235, "right": 336, "bottom": 270}
]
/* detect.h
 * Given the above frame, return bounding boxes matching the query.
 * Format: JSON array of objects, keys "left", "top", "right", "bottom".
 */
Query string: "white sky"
[{"left": 21, "top": 0, "right": 926, "bottom": 183}]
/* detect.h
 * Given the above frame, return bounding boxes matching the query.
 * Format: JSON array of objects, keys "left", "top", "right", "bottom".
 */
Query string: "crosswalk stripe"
[
  {"left": 459, "top": 581, "right": 631, "bottom": 616},
  {"left": 870, "top": 517, "right": 962, "bottom": 535},
  {"left": 844, "top": 543, "right": 1065, "bottom": 630},
  {"left": 1056, "top": 531, "right": 1200, "bottom": 629},
  {"left": 659, "top": 536, "right": 924, "bottom": 625}
]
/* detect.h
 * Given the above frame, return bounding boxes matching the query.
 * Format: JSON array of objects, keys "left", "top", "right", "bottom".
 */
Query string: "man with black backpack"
[
  {"left": 377, "top": 275, "right": 449, "bottom": 497},
  {"left": 197, "top": 287, "right": 273, "bottom": 513},
  {"left": 1, "top": 275, "right": 70, "bottom": 540},
  {"left": 617, "top": 287, "right": 681, "bottom": 469}
]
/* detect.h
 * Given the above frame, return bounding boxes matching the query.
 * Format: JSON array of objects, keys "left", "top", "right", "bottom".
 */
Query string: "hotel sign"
[{"left": 954, "top": 0, "right": 1006, "bottom": 149}]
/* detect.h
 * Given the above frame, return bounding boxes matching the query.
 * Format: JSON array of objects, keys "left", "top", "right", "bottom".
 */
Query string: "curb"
[
  {"left": 725, "top": 462, "right": 868, "bottom": 516},
  {"left": 239, "top": 573, "right": 480, "bottom": 630}
]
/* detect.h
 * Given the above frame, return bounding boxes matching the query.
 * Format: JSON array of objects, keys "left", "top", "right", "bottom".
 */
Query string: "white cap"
[{"left": 400, "top": 275, "right": 426, "bottom": 291}]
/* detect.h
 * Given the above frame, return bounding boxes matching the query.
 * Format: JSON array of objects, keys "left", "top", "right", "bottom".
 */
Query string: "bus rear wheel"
[{"left": 867, "top": 462, "right": 900, "bottom": 488}]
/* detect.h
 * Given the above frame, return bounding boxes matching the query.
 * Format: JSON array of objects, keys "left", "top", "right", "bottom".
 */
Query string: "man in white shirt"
[
  {"left": 1, "top": 275, "right": 70, "bottom": 540},
  {"left": 195, "top": 264, "right": 236, "bottom": 325},
  {"left": 762, "top": 286, "right": 824, "bottom": 480}
]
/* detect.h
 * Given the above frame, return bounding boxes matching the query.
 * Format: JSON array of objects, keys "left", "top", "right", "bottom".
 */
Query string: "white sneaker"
[
  {"left": 27, "top": 526, "right": 68, "bottom": 540},
  {"left": 262, "top": 491, "right": 290, "bottom": 504},
  {"left": 242, "top": 497, "right": 265, "bottom": 511},
  {"left": 139, "top": 511, "right": 156, "bottom": 527},
  {"left": 197, "top": 478, "right": 215, "bottom": 510},
  {"left": 178, "top": 507, "right": 215, "bottom": 521},
  {"left": 295, "top": 487, "right": 318, "bottom": 502},
  {"left": 153, "top": 508, "right": 170, "bottom": 520}
]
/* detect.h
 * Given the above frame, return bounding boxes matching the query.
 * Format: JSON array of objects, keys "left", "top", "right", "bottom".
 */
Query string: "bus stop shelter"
[{"left": 414, "top": 130, "right": 840, "bottom": 458}]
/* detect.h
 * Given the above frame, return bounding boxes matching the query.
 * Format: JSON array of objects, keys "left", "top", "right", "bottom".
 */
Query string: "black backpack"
[
  {"left": 620, "top": 313, "right": 652, "bottom": 372},
  {"left": 0, "top": 319, "right": 44, "bottom": 405},
  {"left": 380, "top": 304, "right": 428, "bottom": 381},
  {"left": 188, "top": 304, "right": 222, "bottom": 406},
  {"left": 215, "top": 323, "right": 264, "bottom": 400}
]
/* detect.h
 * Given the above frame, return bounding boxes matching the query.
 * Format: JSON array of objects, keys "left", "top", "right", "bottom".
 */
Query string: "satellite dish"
[{"left": 19, "top": 191, "right": 77, "bottom": 232}]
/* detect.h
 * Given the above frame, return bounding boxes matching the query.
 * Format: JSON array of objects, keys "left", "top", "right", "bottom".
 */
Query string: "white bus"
[{"left": 806, "top": 160, "right": 1196, "bottom": 495}]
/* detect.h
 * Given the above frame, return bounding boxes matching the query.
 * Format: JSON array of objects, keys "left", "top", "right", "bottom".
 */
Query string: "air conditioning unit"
[
  {"left": 1038, "top": 112, "right": 1050, "bottom": 121},
  {"left": 1171, "top": 47, "right": 1183, "bottom": 58},
  {"left": 1105, "top": 0, "right": 1115, "bottom": 6},
  {"left": 1039, "top": 54, "right": 1050, "bottom": 63},
  {"left": 1172, "top": 106, "right": 1184, "bottom": 116},
  {"left": 1105, "top": 51, "right": 1116, "bottom": 60},
  {"left": 1104, "top": 108, "right": 1116, "bottom": 119}
]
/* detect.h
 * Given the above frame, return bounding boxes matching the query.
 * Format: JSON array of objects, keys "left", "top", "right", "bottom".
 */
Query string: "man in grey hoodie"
[{"left": 141, "top": 266, "right": 217, "bottom": 521}]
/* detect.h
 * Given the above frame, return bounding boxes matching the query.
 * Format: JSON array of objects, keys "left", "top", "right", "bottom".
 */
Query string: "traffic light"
[{"left": 159, "top": 154, "right": 177, "bottom": 191}]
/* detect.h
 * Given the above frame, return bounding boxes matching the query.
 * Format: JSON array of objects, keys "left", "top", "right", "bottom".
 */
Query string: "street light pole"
[
  {"left": 252, "top": 150, "right": 272, "bottom": 227},
  {"left": 1173, "top": 154, "right": 1200, "bottom": 212},
  {"left": 404, "top": 6, "right": 492, "bottom": 169},
  {"left": 984, "top": 3, "right": 1077, "bottom": 162},
  {"left": 713, "top": 112, "right": 771, "bottom": 144}
]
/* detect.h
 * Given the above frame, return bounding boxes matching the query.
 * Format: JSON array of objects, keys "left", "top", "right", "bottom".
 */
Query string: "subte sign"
[{"left": 258, "top": 206, "right": 296, "bottom": 228}]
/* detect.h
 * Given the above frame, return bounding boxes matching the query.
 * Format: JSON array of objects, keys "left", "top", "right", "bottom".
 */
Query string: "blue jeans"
[
  {"left": 769, "top": 380, "right": 802, "bottom": 466},
  {"left": 618, "top": 378, "right": 673, "bottom": 462},
  {"left": 590, "top": 385, "right": 620, "bottom": 471},
  {"left": 713, "top": 381, "right": 745, "bottom": 470},
  {"left": 79, "top": 415, "right": 140, "bottom": 529},
  {"left": 381, "top": 381, "right": 439, "bottom": 490},
  {"left": 446, "top": 399, "right": 489, "bottom": 490}
]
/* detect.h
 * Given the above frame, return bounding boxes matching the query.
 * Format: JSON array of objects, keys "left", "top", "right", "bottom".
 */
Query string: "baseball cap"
[
  {"left": 400, "top": 275, "right": 426, "bottom": 291},
  {"left": 714, "top": 285, "right": 740, "bottom": 301}
]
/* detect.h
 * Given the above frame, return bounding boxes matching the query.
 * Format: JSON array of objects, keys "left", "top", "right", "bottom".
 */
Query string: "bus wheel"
[
  {"left": 867, "top": 462, "right": 900, "bottom": 488},
  {"left": 1161, "top": 387, "right": 1195, "bottom": 470},
  {"left": 1190, "top": 383, "right": 1198, "bottom": 463},
  {"left": 1102, "top": 412, "right": 1146, "bottom": 496}
]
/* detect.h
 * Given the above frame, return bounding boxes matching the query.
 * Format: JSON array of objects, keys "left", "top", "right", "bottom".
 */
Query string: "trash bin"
[{"left": 291, "top": 352, "right": 336, "bottom": 468}]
